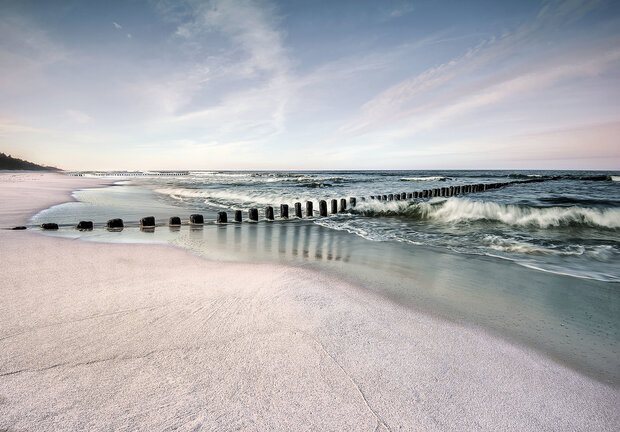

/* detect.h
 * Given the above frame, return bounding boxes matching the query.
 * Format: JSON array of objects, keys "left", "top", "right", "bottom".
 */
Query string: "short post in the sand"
[
  {"left": 340, "top": 198, "right": 347, "bottom": 212},
  {"left": 107, "top": 218, "right": 124, "bottom": 230},
  {"left": 217, "top": 212, "right": 228, "bottom": 223},
  {"left": 76, "top": 221, "right": 93, "bottom": 230},
  {"left": 280, "top": 204, "right": 289, "bottom": 219},
  {"left": 189, "top": 214, "right": 204, "bottom": 224},
  {"left": 305, "top": 201, "right": 313, "bottom": 217},
  {"left": 294, "top": 202, "right": 302, "bottom": 218},
  {"left": 234, "top": 210, "right": 242, "bottom": 223},
  {"left": 249, "top": 208, "right": 259, "bottom": 222},
  {"left": 140, "top": 216, "right": 155, "bottom": 228},
  {"left": 330, "top": 199, "right": 338, "bottom": 214},
  {"left": 319, "top": 200, "right": 327, "bottom": 217},
  {"left": 41, "top": 223, "right": 59, "bottom": 230},
  {"left": 169, "top": 216, "right": 181, "bottom": 226},
  {"left": 265, "top": 206, "right": 274, "bottom": 220}
]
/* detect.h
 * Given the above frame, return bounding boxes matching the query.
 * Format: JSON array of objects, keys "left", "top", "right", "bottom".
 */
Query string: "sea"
[{"left": 31, "top": 170, "right": 620, "bottom": 385}]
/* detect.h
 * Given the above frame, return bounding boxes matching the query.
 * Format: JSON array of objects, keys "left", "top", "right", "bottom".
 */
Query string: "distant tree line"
[{"left": 0, "top": 152, "right": 59, "bottom": 171}]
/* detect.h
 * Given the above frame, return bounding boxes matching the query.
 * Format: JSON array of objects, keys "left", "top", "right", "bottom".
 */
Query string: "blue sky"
[{"left": 1, "top": 0, "right": 619, "bottom": 170}]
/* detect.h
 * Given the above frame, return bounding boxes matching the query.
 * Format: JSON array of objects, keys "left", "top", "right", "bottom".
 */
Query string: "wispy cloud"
[
  {"left": 113, "top": 22, "right": 122, "bottom": 29},
  {"left": 332, "top": 0, "right": 614, "bottom": 142}
]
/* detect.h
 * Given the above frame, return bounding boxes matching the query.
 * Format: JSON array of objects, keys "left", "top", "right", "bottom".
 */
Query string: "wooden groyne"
[{"left": 20, "top": 178, "right": 544, "bottom": 231}]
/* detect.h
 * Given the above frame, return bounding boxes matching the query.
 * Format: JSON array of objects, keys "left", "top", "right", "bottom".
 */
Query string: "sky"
[{"left": 0, "top": 0, "right": 619, "bottom": 170}]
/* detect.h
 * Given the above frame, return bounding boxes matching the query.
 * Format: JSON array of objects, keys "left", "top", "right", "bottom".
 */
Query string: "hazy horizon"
[{"left": 1, "top": 0, "right": 619, "bottom": 171}]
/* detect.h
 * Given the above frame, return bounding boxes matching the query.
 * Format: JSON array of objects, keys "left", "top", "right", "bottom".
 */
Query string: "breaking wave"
[
  {"left": 353, "top": 197, "right": 620, "bottom": 229},
  {"left": 400, "top": 176, "right": 449, "bottom": 182}
]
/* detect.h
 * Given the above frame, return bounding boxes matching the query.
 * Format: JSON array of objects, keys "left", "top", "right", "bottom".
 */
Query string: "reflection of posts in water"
[
  {"left": 278, "top": 223, "right": 288, "bottom": 255},
  {"left": 233, "top": 224, "right": 242, "bottom": 253},
  {"left": 247, "top": 223, "right": 258, "bottom": 253},
  {"left": 302, "top": 223, "right": 311, "bottom": 258},
  {"left": 263, "top": 223, "right": 273, "bottom": 252},
  {"left": 315, "top": 225, "right": 325, "bottom": 260},
  {"left": 291, "top": 223, "right": 301, "bottom": 256},
  {"left": 217, "top": 223, "right": 227, "bottom": 247}
]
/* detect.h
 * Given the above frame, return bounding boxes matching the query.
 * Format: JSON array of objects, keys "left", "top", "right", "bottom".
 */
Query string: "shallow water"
[{"left": 31, "top": 170, "right": 620, "bottom": 384}]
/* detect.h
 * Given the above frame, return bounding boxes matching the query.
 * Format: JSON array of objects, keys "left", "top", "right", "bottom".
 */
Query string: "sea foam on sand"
[{"left": 0, "top": 172, "right": 618, "bottom": 431}]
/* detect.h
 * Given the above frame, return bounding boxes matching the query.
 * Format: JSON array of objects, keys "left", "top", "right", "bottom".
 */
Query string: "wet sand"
[{"left": 0, "top": 172, "right": 618, "bottom": 431}]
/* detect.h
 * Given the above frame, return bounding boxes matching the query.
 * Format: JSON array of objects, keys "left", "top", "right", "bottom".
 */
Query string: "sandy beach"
[{"left": 0, "top": 172, "right": 618, "bottom": 431}]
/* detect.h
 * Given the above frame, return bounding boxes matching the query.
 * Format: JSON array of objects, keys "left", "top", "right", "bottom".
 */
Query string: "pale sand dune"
[{"left": 0, "top": 173, "right": 618, "bottom": 431}]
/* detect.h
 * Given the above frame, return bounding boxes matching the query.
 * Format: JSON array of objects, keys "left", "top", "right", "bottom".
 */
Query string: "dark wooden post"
[
  {"left": 349, "top": 197, "right": 356, "bottom": 207},
  {"left": 234, "top": 210, "right": 242, "bottom": 222},
  {"left": 189, "top": 214, "right": 203, "bottom": 224},
  {"left": 76, "top": 221, "right": 93, "bottom": 230},
  {"left": 305, "top": 201, "right": 313, "bottom": 217},
  {"left": 217, "top": 212, "right": 228, "bottom": 223},
  {"left": 140, "top": 216, "right": 155, "bottom": 227},
  {"left": 331, "top": 199, "right": 338, "bottom": 214},
  {"left": 340, "top": 198, "right": 347, "bottom": 212},
  {"left": 294, "top": 202, "right": 302, "bottom": 218},
  {"left": 249, "top": 208, "right": 259, "bottom": 221},
  {"left": 265, "top": 206, "right": 274, "bottom": 220},
  {"left": 41, "top": 223, "right": 59, "bottom": 230},
  {"left": 107, "top": 218, "right": 124, "bottom": 229},
  {"left": 280, "top": 204, "right": 289, "bottom": 219},
  {"left": 388, "top": 194, "right": 394, "bottom": 201},
  {"left": 319, "top": 200, "right": 327, "bottom": 217}
]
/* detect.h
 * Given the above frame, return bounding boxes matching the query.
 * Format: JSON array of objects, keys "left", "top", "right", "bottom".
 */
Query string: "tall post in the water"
[
  {"left": 319, "top": 200, "right": 327, "bottom": 217},
  {"left": 305, "top": 201, "right": 313, "bottom": 217},
  {"left": 331, "top": 199, "right": 338, "bottom": 214},
  {"left": 265, "top": 206, "right": 274, "bottom": 220},
  {"left": 349, "top": 197, "right": 356, "bottom": 207},
  {"left": 340, "top": 198, "right": 347, "bottom": 212},
  {"left": 294, "top": 202, "right": 302, "bottom": 218},
  {"left": 234, "top": 210, "right": 242, "bottom": 222},
  {"left": 217, "top": 212, "right": 228, "bottom": 223},
  {"left": 280, "top": 204, "right": 289, "bottom": 219},
  {"left": 249, "top": 208, "right": 259, "bottom": 221}
]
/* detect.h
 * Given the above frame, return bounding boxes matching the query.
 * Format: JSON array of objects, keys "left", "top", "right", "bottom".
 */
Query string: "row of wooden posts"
[{"left": 33, "top": 179, "right": 541, "bottom": 231}]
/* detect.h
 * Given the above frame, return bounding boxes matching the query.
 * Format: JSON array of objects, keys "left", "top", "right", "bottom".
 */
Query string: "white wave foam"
[
  {"left": 355, "top": 197, "right": 620, "bottom": 229},
  {"left": 611, "top": 176, "right": 620, "bottom": 182},
  {"left": 400, "top": 176, "right": 446, "bottom": 181}
]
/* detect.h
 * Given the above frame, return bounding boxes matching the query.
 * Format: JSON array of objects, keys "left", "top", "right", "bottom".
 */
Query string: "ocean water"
[{"left": 31, "top": 170, "right": 620, "bottom": 384}]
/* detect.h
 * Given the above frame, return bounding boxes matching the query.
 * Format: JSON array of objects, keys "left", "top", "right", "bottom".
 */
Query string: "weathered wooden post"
[
  {"left": 76, "top": 221, "right": 93, "bottom": 230},
  {"left": 381, "top": 195, "right": 386, "bottom": 200},
  {"left": 189, "top": 214, "right": 203, "bottom": 224},
  {"left": 388, "top": 194, "right": 394, "bottom": 201},
  {"left": 140, "top": 216, "right": 155, "bottom": 227},
  {"left": 280, "top": 204, "right": 289, "bottom": 219},
  {"left": 331, "top": 199, "right": 338, "bottom": 214},
  {"left": 107, "top": 218, "right": 124, "bottom": 229},
  {"left": 349, "top": 197, "right": 356, "bottom": 207},
  {"left": 319, "top": 200, "right": 328, "bottom": 216},
  {"left": 394, "top": 194, "right": 400, "bottom": 201},
  {"left": 249, "top": 208, "right": 259, "bottom": 221},
  {"left": 234, "top": 210, "right": 242, "bottom": 222},
  {"left": 169, "top": 216, "right": 181, "bottom": 226},
  {"left": 265, "top": 206, "right": 274, "bottom": 220},
  {"left": 305, "top": 201, "right": 313, "bottom": 217},
  {"left": 370, "top": 195, "right": 375, "bottom": 199},
  {"left": 41, "top": 223, "right": 59, "bottom": 230},
  {"left": 294, "top": 202, "right": 302, "bottom": 218},
  {"left": 340, "top": 198, "right": 347, "bottom": 212},
  {"left": 407, "top": 193, "right": 412, "bottom": 199}
]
